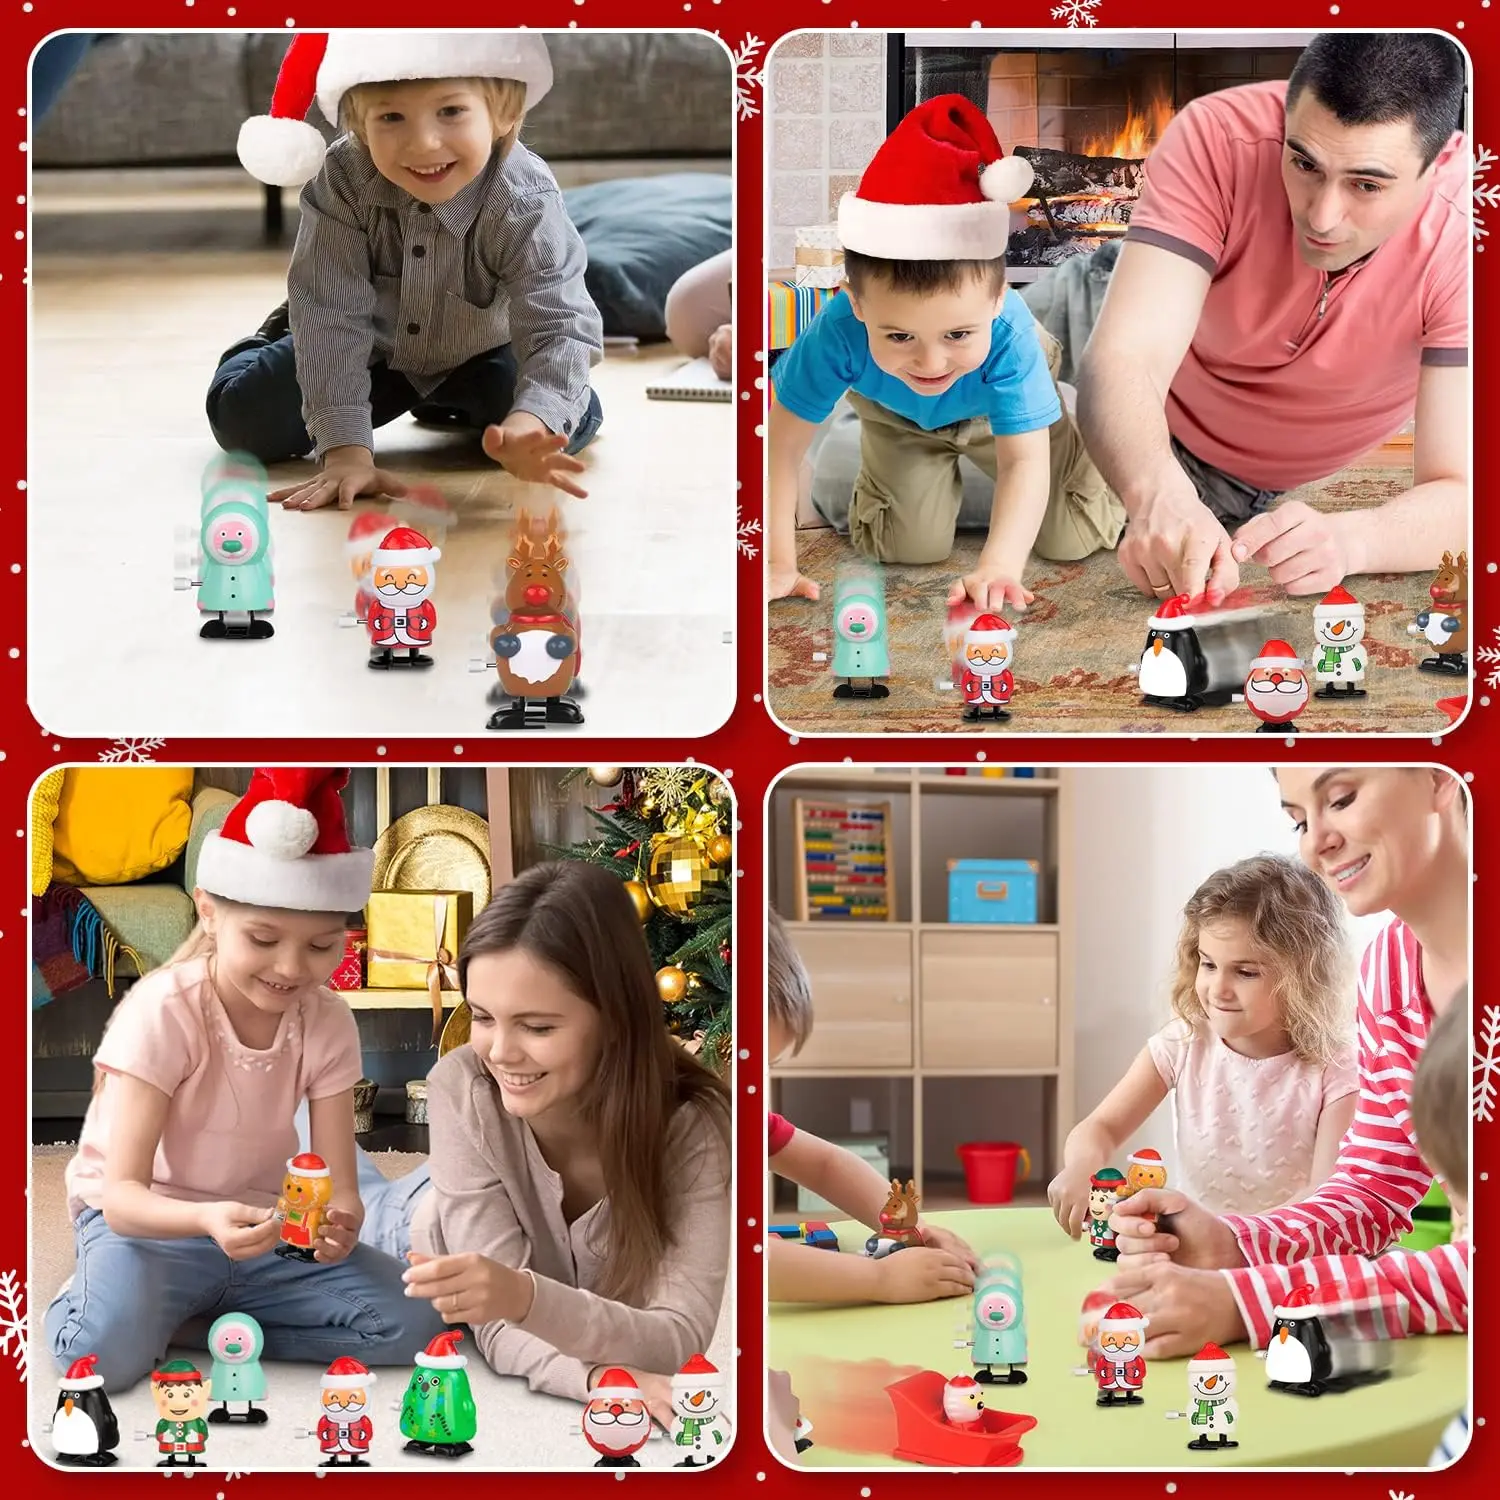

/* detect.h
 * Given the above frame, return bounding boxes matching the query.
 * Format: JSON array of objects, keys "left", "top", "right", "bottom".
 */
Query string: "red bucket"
[{"left": 957, "top": 1142, "right": 1032, "bottom": 1204}]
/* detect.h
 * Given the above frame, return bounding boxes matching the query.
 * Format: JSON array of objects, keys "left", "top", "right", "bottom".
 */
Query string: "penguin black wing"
[{"left": 95, "top": 1394, "right": 121, "bottom": 1452}]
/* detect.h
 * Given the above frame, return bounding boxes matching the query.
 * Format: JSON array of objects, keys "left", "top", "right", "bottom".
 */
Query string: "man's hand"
[
  {"left": 707, "top": 323, "right": 732, "bottom": 382},
  {"left": 1102, "top": 1260, "right": 1247, "bottom": 1358},
  {"left": 948, "top": 564, "right": 1033, "bottom": 615},
  {"left": 1119, "top": 473, "right": 1237, "bottom": 605},
  {"left": 403, "top": 1250, "right": 534, "bottom": 1326},
  {"left": 1232, "top": 502, "right": 1356, "bottom": 596},
  {"left": 1110, "top": 1189, "right": 1247, "bottom": 1270},
  {"left": 873, "top": 1246, "right": 976, "bottom": 1304},
  {"left": 313, "top": 1199, "right": 364, "bottom": 1265},
  {"left": 199, "top": 1201, "right": 279, "bottom": 1261},
  {"left": 767, "top": 554, "right": 820, "bottom": 603},
  {"left": 916, "top": 1223, "right": 980, "bottom": 1270},
  {"left": 270, "top": 446, "right": 408, "bottom": 512},
  {"left": 483, "top": 416, "right": 588, "bottom": 498}
]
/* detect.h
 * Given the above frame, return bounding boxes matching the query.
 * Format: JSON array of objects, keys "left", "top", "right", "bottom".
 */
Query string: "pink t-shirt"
[
  {"left": 1147, "top": 1019, "right": 1357, "bottom": 1216},
  {"left": 1127, "top": 81, "right": 1469, "bottom": 492},
  {"left": 65, "top": 955, "right": 363, "bottom": 1221}
]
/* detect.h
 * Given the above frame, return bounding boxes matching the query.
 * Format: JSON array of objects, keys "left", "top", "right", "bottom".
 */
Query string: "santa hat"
[
  {"left": 1148, "top": 594, "right": 1193, "bottom": 630},
  {"left": 285, "top": 1152, "right": 331, "bottom": 1178},
  {"left": 196, "top": 769, "right": 373, "bottom": 914},
  {"left": 1271, "top": 1283, "right": 1328, "bottom": 1322},
  {"left": 1127, "top": 1148, "right": 1163, "bottom": 1168},
  {"left": 321, "top": 1356, "right": 376, "bottom": 1390},
  {"left": 589, "top": 1368, "right": 643, "bottom": 1402},
  {"left": 372, "top": 526, "right": 442, "bottom": 572},
  {"left": 1097, "top": 1301, "right": 1149, "bottom": 1332},
  {"left": 965, "top": 614, "right": 1016, "bottom": 646},
  {"left": 672, "top": 1354, "right": 722, "bottom": 1391},
  {"left": 1250, "top": 640, "right": 1305, "bottom": 672},
  {"left": 838, "top": 95, "right": 1033, "bottom": 262},
  {"left": 1090, "top": 1167, "right": 1126, "bottom": 1188},
  {"left": 1314, "top": 585, "right": 1363, "bottom": 618},
  {"left": 238, "top": 31, "right": 554, "bottom": 186},
  {"left": 59, "top": 1355, "right": 103, "bottom": 1391},
  {"left": 345, "top": 511, "right": 390, "bottom": 558},
  {"left": 945, "top": 1374, "right": 980, "bottom": 1390},
  {"left": 1187, "top": 1343, "right": 1235, "bottom": 1373},
  {"left": 414, "top": 1331, "right": 467, "bottom": 1370}
]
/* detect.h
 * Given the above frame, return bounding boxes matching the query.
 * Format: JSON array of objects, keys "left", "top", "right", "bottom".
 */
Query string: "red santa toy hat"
[
  {"left": 1314, "top": 585, "right": 1363, "bottom": 619},
  {"left": 837, "top": 95, "right": 1034, "bottom": 262},
  {"left": 321, "top": 1355, "right": 376, "bottom": 1390},
  {"left": 1147, "top": 593, "right": 1194, "bottom": 630},
  {"left": 285, "top": 1151, "right": 331, "bottom": 1179},
  {"left": 345, "top": 510, "right": 390, "bottom": 559},
  {"left": 1127, "top": 1148, "right": 1164, "bottom": 1168},
  {"left": 414, "top": 1331, "right": 468, "bottom": 1370},
  {"left": 1187, "top": 1342, "right": 1235, "bottom": 1374},
  {"left": 672, "top": 1353, "right": 722, "bottom": 1391},
  {"left": 945, "top": 1373, "right": 981, "bottom": 1391},
  {"left": 1249, "top": 640, "right": 1305, "bottom": 672},
  {"left": 238, "top": 31, "right": 554, "bottom": 186},
  {"left": 1097, "top": 1301, "right": 1149, "bottom": 1333},
  {"left": 589, "top": 1367, "right": 644, "bottom": 1403},
  {"left": 965, "top": 614, "right": 1016, "bottom": 646},
  {"left": 1271, "top": 1283, "right": 1329, "bottom": 1322},
  {"left": 196, "top": 769, "right": 373, "bottom": 914},
  {"left": 60, "top": 1354, "right": 103, "bottom": 1391},
  {"left": 372, "top": 526, "right": 442, "bottom": 572}
]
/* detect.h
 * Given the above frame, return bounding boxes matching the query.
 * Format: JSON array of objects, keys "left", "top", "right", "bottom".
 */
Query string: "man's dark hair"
[
  {"left": 1286, "top": 33, "right": 1466, "bottom": 170},
  {"left": 842, "top": 249, "right": 1008, "bottom": 299}
]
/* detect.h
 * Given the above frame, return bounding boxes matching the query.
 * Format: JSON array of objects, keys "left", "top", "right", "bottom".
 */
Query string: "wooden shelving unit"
[{"left": 768, "top": 767, "right": 1073, "bottom": 1214}]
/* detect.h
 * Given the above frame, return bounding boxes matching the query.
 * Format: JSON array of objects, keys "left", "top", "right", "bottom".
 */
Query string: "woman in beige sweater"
[{"left": 353, "top": 861, "right": 731, "bottom": 1421}]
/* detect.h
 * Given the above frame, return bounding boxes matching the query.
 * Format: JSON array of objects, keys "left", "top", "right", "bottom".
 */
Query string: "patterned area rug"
[{"left": 767, "top": 467, "right": 1468, "bottom": 735}]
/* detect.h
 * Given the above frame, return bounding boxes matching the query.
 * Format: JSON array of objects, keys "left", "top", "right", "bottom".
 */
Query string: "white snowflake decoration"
[
  {"left": 1475, "top": 1005, "right": 1500, "bottom": 1123},
  {"left": 1474, "top": 145, "right": 1498, "bottom": 249},
  {"left": 0, "top": 1271, "right": 24, "bottom": 1380},
  {"left": 99, "top": 738, "right": 166, "bottom": 764},
  {"left": 1390, "top": 1491, "right": 1416, "bottom": 1500},
  {"left": 737, "top": 505, "right": 762, "bottom": 561},
  {"left": 729, "top": 34, "right": 765, "bottom": 123},
  {"left": 1051, "top": 0, "right": 1101, "bottom": 25},
  {"left": 1477, "top": 622, "right": 1500, "bottom": 690}
]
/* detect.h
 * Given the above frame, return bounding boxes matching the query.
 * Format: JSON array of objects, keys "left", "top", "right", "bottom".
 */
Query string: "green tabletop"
[{"left": 768, "top": 1208, "right": 1466, "bottom": 1469}]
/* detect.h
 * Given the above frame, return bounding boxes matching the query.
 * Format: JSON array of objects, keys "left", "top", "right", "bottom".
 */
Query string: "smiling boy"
[
  {"left": 209, "top": 32, "right": 603, "bottom": 509},
  {"left": 767, "top": 95, "right": 1125, "bottom": 613}
]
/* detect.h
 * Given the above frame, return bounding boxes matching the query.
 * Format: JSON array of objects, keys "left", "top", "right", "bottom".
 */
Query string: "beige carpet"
[
  {"left": 28, "top": 1145, "right": 733, "bottom": 1472},
  {"left": 768, "top": 466, "right": 1468, "bottom": 735}
]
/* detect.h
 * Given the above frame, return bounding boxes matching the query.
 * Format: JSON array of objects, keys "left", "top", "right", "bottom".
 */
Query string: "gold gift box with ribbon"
[{"left": 366, "top": 889, "right": 473, "bottom": 1043}]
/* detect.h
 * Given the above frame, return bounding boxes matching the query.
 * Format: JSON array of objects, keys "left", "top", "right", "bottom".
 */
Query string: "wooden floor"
[{"left": 27, "top": 178, "right": 736, "bottom": 740}]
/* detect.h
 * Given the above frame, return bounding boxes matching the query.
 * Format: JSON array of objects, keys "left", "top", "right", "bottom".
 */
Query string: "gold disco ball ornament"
[{"left": 646, "top": 832, "right": 727, "bottom": 918}]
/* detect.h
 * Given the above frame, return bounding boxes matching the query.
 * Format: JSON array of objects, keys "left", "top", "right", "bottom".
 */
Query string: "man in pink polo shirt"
[{"left": 1074, "top": 33, "right": 1468, "bottom": 603}]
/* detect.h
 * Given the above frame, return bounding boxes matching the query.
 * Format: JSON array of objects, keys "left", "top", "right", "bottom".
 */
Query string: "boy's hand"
[
  {"left": 199, "top": 1201, "right": 279, "bottom": 1261},
  {"left": 313, "top": 1199, "right": 364, "bottom": 1265},
  {"left": 767, "top": 559, "right": 820, "bottom": 603},
  {"left": 916, "top": 1223, "right": 979, "bottom": 1269},
  {"left": 270, "top": 447, "right": 408, "bottom": 512},
  {"left": 483, "top": 420, "right": 589, "bottom": 499},
  {"left": 403, "top": 1250, "right": 534, "bottom": 1326},
  {"left": 873, "top": 1246, "right": 975, "bottom": 1304},
  {"left": 948, "top": 566, "right": 1034, "bottom": 615},
  {"left": 1047, "top": 1167, "right": 1094, "bottom": 1240}
]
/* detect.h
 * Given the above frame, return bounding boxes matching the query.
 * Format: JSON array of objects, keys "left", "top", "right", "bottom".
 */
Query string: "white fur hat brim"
[
  {"left": 237, "top": 115, "right": 328, "bottom": 187},
  {"left": 838, "top": 194, "right": 1014, "bottom": 261},
  {"left": 196, "top": 829, "right": 374, "bottom": 914}
]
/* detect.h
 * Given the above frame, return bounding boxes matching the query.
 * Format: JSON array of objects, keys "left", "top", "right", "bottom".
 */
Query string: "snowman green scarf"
[
  {"left": 1317, "top": 640, "right": 1362, "bottom": 674},
  {"left": 1191, "top": 1398, "right": 1233, "bottom": 1427}
]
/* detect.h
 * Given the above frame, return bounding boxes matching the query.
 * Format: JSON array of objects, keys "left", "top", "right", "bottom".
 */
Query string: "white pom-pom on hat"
[
  {"left": 245, "top": 800, "right": 320, "bottom": 860},
  {"left": 237, "top": 115, "right": 328, "bottom": 188},
  {"left": 980, "top": 155, "right": 1034, "bottom": 205}
]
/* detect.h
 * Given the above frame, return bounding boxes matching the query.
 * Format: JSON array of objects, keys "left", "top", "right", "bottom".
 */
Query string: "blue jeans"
[
  {"left": 45, "top": 1207, "right": 445, "bottom": 1393},
  {"left": 205, "top": 334, "right": 604, "bottom": 465},
  {"left": 30, "top": 33, "right": 98, "bottom": 122}
]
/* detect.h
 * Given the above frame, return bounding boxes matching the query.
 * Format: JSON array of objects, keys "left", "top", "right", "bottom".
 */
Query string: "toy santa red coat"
[
  {"left": 368, "top": 597, "right": 436, "bottom": 648},
  {"left": 318, "top": 1411, "right": 373, "bottom": 1456},
  {"left": 1095, "top": 1352, "right": 1146, "bottom": 1392},
  {"left": 962, "top": 666, "right": 1013, "bottom": 708}
]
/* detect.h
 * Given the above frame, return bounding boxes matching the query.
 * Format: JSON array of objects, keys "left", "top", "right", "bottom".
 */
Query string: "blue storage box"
[{"left": 947, "top": 859, "right": 1040, "bottom": 924}]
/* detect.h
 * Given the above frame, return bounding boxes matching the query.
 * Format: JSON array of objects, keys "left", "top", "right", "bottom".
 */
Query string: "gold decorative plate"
[
  {"left": 371, "top": 805, "right": 493, "bottom": 914},
  {"left": 439, "top": 1001, "right": 472, "bottom": 1057}
]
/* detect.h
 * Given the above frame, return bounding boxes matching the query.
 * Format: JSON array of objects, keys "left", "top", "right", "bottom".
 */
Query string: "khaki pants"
[{"left": 845, "top": 325, "right": 1125, "bottom": 566}]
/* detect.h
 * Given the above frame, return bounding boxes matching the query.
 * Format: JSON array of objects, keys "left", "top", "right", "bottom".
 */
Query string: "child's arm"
[
  {"left": 1049, "top": 1045, "right": 1170, "bottom": 1238},
  {"left": 767, "top": 1235, "right": 973, "bottom": 1305},
  {"left": 767, "top": 398, "right": 822, "bottom": 603},
  {"left": 100, "top": 1073, "right": 278, "bottom": 1254},
  {"left": 1307, "top": 1091, "right": 1357, "bottom": 1192},
  {"left": 772, "top": 1126, "right": 892, "bottom": 1229},
  {"left": 307, "top": 1087, "right": 362, "bottom": 1265},
  {"left": 951, "top": 427, "right": 1050, "bottom": 613}
]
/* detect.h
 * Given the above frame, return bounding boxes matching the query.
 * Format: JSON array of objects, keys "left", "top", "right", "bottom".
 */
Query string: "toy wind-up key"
[{"left": 487, "top": 508, "right": 584, "bottom": 730}]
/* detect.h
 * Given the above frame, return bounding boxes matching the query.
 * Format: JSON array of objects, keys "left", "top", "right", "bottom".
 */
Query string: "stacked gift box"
[{"left": 769, "top": 224, "right": 844, "bottom": 356}]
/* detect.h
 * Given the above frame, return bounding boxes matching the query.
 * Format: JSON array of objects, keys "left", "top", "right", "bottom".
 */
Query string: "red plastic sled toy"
[{"left": 886, "top": 1371, "right": 1037, "bottom": 1467}]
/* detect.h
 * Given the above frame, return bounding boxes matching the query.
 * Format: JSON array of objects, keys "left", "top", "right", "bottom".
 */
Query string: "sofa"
[{"left": 33, "top": 31, "right": 733, "bottom": 237}]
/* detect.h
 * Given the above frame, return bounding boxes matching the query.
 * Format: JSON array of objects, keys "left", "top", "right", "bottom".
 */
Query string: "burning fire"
[{"left": 1082, "top": 92, "right": 1175, "bottom": 159}]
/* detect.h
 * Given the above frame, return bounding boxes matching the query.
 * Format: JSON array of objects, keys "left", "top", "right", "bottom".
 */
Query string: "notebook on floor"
[{"left": 646, "top": 356, "right": 732, "bottom": 402}]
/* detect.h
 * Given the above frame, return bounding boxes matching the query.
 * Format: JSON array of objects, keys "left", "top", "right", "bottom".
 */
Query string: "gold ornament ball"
[
  {"left": 587, "top": 766, "right": 624, "bottom": 788},
  {"left": 646, "top": 833, "right": 728, "bottom": 917},
  {"left": 656, "top": 965, "right": 688, "bottom": 1004},
  {"left": 623, "top": 879, "right": 651, "bottom": 924},
  {"left": 685, "top": 972, "right": 705, "bottom": 998},
  {"left": 639, "top": 793, "right": 659, "bottom": 818},
  {"left": 707, "top": 778, "right": 730, "bottom": 808},
  {"left": 707, "top": 834, "right": 733, "bottom": 867}
]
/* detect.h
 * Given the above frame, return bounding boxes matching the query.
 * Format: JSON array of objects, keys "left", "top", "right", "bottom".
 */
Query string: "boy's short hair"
[
  {"left": 1411, "top": 985, "right": 1469, "bottom": 1190},
  {"left": 767, "top": 908, "right": 813, "bottom": 1055},
  {"left": 342, "top": 76, "right": 528, "bottom": 154},
  {"left": 842, "top": 249, "right": 1008, "bottom": 299}
]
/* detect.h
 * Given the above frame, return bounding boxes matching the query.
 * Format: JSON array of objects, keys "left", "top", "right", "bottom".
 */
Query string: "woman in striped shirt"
[{"left": 1103, "top": 767, "right": 1468, "bottom": 1362}]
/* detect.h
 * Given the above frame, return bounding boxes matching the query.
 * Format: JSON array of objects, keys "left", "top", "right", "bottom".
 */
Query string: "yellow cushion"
[
  {"left": 30, "top": 769, "right": 66, "bottom": 896},
  {"left": 51, "top": 768, "right": 195, "bottom": 887}
]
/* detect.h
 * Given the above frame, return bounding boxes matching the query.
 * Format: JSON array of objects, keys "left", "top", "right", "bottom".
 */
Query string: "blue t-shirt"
[{"left": 771, "top": 289, "right": 1061, "bottom": 435}]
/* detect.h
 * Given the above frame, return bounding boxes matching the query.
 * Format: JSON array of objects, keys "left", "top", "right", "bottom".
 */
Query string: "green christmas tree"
[{"left": 553, "top": 767, "right": 732, "bottom": 1070}]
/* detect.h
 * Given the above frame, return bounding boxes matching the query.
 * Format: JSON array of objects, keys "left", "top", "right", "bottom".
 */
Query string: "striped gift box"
[{"left": 768, "top": 280, "right": 840, "bottom": 350}]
